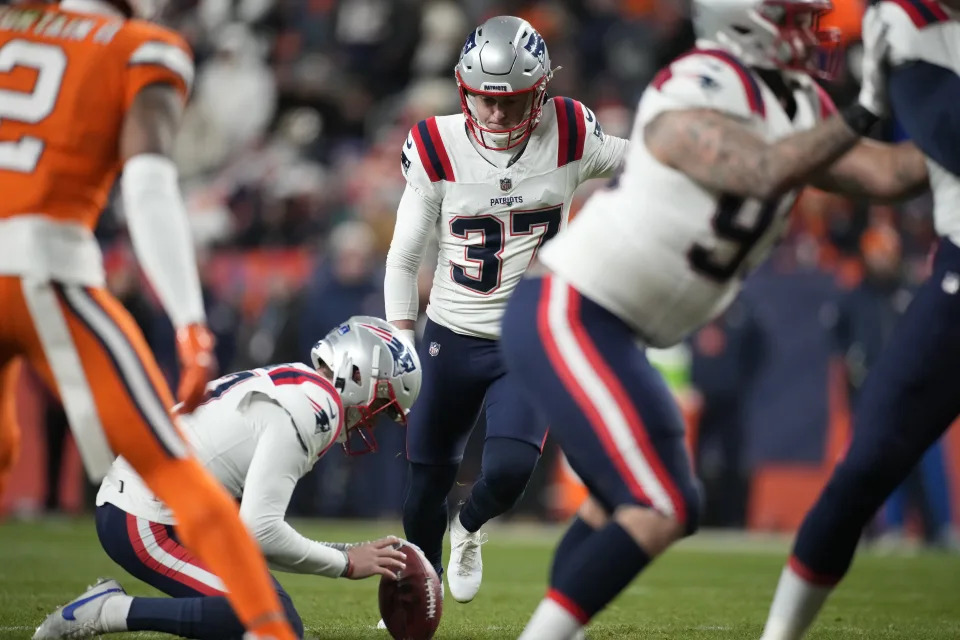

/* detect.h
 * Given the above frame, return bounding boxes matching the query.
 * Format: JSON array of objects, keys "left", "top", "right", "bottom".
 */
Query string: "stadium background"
[{"left": 2, "top": 0, "right": 958, "bottom": 545}]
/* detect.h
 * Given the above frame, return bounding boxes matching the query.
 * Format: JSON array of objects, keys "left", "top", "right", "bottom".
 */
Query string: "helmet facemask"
[
  {"left": 310, "top": 317, "right": 421, "bottom": 457},
  {"left": 341, "top": 377, "right": 408, "bottom": 456},
  {"left": 457, "top": 71, "right": 550, "bottom": 150}
]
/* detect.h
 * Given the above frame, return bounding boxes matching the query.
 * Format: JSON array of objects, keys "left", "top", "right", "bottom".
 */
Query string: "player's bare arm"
[
  {"left": 120, "top": 83, "right": 183, "bottom": 159},
  {"left": 812, "top": 140, "right": 929, "bottom": 203},
  {"left": 391, "top": 319, "right": 416, "bottom": 331},
  {"left": 645, "top": 108, "right": 862, "bottom": 201}
]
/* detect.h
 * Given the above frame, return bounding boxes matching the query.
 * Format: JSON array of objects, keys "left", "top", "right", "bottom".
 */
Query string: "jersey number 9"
[{"left": 688, "top": 194, "right": 782, "bottom": 281}]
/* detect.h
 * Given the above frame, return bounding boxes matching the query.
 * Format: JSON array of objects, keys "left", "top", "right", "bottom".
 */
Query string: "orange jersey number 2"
[{"left": 0, "top": 40, "right": 66, "bottom": 173}]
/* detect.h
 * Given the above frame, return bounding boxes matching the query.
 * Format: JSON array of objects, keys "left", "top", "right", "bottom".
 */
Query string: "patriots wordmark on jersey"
[
  {"left": 541, "top": 49, "right": 837, "bottom": 348},
  {"left": 386, "top": 96, "right": 628, "bottom": 339}
]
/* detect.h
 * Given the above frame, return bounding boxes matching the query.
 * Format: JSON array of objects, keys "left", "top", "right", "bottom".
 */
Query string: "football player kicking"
[
  {"left": 761, "top": 2, "right": 960, "bottom": 638},
  {"left": 384, "top": 15, "right": 628, "bottom": 605},
  {"left": 0, "top": 0, "right": 299, "bottom": 636},
  {"left": 497, "top": 0, "right": 932, "bottom": 637},
  {"left": 33, "top": 317, "right": 421, "bottom": 640}
]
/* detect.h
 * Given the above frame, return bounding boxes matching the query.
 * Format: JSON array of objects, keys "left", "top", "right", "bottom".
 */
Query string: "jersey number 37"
[{"left": 450, "top": 205, "right": 562, "bottom": 294}]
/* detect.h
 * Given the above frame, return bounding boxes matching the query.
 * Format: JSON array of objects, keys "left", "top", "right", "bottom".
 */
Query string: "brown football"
[{"left": 378, "top": 542, "right": 443, "bottom": 640}]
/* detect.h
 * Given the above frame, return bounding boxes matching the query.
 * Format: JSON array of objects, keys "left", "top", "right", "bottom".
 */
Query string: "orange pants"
[{"left": 0, "top": 277, "right": 295, "bottom": 640}]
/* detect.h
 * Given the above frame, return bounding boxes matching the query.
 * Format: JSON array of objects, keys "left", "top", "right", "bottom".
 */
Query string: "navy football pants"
[
  {"left": 96, "top": 503, "right": 302, "bottom": 639},
  {"left": 500, "top": 274, "right": 701, "bottom": 530},
  {"left": 405, "top": 318, "right": 547, "bottom": 464},
  {"left": 792, "top": 237, "right": 960, "bottom": 581}
]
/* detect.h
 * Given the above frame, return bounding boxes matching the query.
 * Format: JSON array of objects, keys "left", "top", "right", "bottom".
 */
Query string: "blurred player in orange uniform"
[{"left": 0, "top": 0, "right": 296, "bottom": 638}]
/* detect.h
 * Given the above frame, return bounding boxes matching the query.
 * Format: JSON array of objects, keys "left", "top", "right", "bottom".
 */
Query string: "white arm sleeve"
[
  {"left": 121, "top": 154, "right": 206, "bottom": 328},
  {"left": 238, "top": 398, "right": 349, "bottom": 578},
  {"left": 384, "top": 185, "right": 439, "bottom": 323}
]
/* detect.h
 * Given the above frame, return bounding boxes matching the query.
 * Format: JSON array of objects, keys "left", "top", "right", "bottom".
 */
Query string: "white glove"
[{"left": 858, "top": 6, "right": 891, "bottom": 117}]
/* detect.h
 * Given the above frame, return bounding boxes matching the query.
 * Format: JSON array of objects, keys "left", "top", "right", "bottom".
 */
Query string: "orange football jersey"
[{"left": 0, "top": 2, "right": 192, "bottom": 229}]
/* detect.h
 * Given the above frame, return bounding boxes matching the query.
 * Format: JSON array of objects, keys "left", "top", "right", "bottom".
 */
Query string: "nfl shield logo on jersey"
[
  {"left": 429, "top": 342, "right": 441, "bottom": 357},
  {"left": 499, "top": 177, "right": 512, "bottom": 192}
]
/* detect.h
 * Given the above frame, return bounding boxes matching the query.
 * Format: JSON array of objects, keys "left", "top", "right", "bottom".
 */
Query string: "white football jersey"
[
  {"left": 97, "top": 363, "right": 344, "bottom": 524},
  {"left": 391, "top": 97, "right": 628, "bottom": 339},
  {"left": 541, "top": 49, "right": 834, "bottom": 348},
  {"left": 878, "top": 0, "right": 960, "bottom": 242}
]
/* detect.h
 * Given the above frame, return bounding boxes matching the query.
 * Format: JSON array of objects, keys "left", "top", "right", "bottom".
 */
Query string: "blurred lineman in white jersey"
[{"left": 498, "top": 0, "right": 931, "bottom": 636}]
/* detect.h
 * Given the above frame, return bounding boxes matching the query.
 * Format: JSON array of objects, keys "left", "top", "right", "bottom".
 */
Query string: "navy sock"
[
  {"left": 459, "top": 437, "right": 540, "bottom": 533},
  {"left": 127, "top": 593, "right": 303, "bottom": 640},
  {"left": 551, "top": 521, "right": 651, "bottom": 621},
  {"left": 549, "top": 516, "right": 596, "bottom": 583},
  {"left": 128, "top": 597, "right": 242, "bottom": 640},
  {"left": 402, "top": 462, "right": 459, "bottom": 576}
]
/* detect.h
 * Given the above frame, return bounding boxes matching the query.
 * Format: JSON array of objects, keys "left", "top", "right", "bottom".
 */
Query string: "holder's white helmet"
[
  {"left": 310, "top": 316, "right": 421, "bottom": 455},
  {"left": 693, "top": 0, "right": 841, "bottom": 79}
]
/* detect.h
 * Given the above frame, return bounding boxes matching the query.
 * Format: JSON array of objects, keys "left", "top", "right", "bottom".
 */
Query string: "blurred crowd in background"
[{"left": 4, "top": 0, "right": 957, "bottom": 550}]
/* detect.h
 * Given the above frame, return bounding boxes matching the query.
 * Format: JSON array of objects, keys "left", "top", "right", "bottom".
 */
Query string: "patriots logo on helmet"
[
  {"left": 462, "top": 29, "right": 478, "bottom": 57},
  {"left": 359, "top": 323, "right": 417, "bottom": 376},
  {"left": 523, "top": 31, "right": 546, "bottom": 66}
]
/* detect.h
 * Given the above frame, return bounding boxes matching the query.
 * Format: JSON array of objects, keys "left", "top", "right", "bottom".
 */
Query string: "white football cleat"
[
  {"left": 33, "top": 578, "right": 126, "bottom": 639},
  {"left": 446, "top": 512, "right": 487, "bottom": 603}
]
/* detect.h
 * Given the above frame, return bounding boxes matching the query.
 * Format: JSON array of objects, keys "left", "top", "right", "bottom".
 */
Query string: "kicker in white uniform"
[{"left": 383, "top": 14, "right": 628, "bottom": 606}]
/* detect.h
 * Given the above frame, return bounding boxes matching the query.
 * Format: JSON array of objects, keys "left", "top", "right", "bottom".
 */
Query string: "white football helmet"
[
  {"left": 455, "top": 16, "right": 553, "bottom": 150},
  {"left": 692, "top": 0, "right": 841, "bottom": 78},
  {"left": 310, "top": 316, "right": 421, "bottom": 455}
]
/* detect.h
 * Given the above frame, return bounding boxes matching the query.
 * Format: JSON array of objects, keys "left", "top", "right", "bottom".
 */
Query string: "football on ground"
[{"left": 378, "top": 541, "right": 443, "bottom": 640}]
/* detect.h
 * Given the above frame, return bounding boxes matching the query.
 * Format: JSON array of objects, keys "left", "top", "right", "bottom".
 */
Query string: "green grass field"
[{"left": 1, "top": 518, "right": 958, "bottom": 639}]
